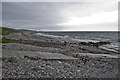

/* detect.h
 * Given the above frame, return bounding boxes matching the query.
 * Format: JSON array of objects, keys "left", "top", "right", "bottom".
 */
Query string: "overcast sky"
[{"left": 2, "top": 1, "right": 118, "bottom": 31}]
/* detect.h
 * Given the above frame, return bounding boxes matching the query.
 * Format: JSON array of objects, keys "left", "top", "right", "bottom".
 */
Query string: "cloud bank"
[{"left": 2, "top": 1, "right": 118, "bottom": 31}]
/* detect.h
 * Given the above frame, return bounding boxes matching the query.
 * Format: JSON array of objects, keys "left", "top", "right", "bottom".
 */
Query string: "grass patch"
[
  {"left": 0, "top": 27, "right": 19, "bottom": 35},
  {"left": 32, "top": 67, "right": 39, "bottom": 71},
  {"left": 0, "top": 38, "right": 17, "bottom": 43}
]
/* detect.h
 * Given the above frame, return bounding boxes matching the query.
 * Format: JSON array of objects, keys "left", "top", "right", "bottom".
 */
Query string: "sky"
[{"left": 2, "top": 0, "right": 119, "bottom": 31}]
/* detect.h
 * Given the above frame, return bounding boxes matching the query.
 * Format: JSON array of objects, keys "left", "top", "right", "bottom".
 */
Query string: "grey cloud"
[
  {"left": 2, "top": 2, "right": 118, "bottom": 31},
  {"left": 2, "top": 2, "right": 66, "bottom": 30}
]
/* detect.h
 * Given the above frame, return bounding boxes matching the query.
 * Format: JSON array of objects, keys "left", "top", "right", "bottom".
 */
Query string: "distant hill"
[
  {"left": 0, "top": 27, "right": 20, "bottom": 35},
  {"left": 18, "top": 29, "right": 38, "bottom": 33}
]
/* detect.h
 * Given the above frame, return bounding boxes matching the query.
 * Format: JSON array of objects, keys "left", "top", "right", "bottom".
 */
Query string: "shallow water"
[{"left": 36, "top": 32, "right": 119, "bottom": 53}]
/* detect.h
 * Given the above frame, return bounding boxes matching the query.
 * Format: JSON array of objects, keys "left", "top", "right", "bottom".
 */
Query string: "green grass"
[
  {"left": 0, "top": 38, "right": 17, "bottom": 43},
  {"left": 0, "top": 27, "right": 19, "bottom": 35},
  {"left": 0, "top": 27, "right": 18, "bottom": 43},
  {"left": 32, "top": 67, "right": 39, "bottom": 71}
]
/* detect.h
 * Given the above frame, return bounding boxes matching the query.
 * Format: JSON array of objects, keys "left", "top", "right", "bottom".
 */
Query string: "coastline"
[{"left": 1, "top": 31, "right": 120, "bottom": 79}]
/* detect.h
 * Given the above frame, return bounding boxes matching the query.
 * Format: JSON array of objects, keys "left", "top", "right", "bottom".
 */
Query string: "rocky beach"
[{"left": 1, "top": 28, "right": 120, "bottom": 79}]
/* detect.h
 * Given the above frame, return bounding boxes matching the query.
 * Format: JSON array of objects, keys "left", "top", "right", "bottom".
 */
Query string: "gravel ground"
[{"left": 2, "top": 57, "right": 119, "bottom": 78}]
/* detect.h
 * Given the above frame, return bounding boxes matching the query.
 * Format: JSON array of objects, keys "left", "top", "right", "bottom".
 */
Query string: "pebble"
[
  {"left": 2, "top": 57, "right": 118, "bottom": 78},
  {"left": 58, "top": 61, "right": 62, "bottom": 64}
]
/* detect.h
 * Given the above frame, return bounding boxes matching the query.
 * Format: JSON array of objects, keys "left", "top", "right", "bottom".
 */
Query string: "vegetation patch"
[
  {"left": 0, "top": 38, "right": 17, "bottom": 43},
  {"left": 32, "top": 67, "right": 39, "bottom": 71},
  {"left": 0, "top": 27, "right": 19, "bottom": 36}
]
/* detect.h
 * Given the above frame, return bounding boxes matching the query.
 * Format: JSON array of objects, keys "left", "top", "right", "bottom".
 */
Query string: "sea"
[{"left": 36, "top": 31, "right": 119, "bottom": 53}]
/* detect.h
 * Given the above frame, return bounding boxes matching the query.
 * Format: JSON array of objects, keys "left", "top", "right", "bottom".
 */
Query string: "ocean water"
[{"left": 36, "top": 32, "right": 119, "bottom": 53}]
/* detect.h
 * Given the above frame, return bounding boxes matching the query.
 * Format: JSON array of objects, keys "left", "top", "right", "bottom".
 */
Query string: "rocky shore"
[
  {"left": 1, "top": 31, "right": 120, "bottom": 79},
  {"left": 2, "top": 57, "right": 119, "bottom": 78}
]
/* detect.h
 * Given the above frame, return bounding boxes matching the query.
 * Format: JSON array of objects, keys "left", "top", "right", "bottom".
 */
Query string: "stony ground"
[
  {"left": 2, "top": 57, "right": 119, "bottom": 78},
  {"left": 1, "top": 32, "right": 120, "bottom": 79}
]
